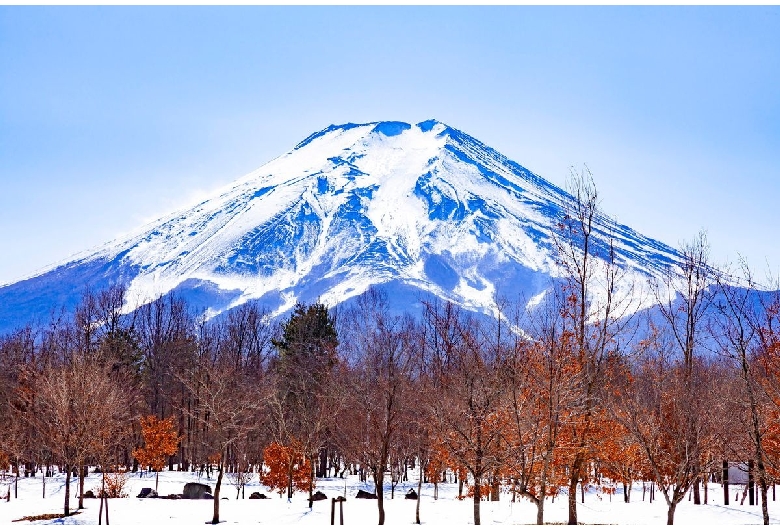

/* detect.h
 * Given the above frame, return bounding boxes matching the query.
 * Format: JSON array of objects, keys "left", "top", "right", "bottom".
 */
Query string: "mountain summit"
[{"left": 0, "top": 120, "right": 680, "bottom": 331}]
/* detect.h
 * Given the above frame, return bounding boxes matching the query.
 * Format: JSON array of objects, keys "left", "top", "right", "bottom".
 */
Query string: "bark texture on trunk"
[
  {"left": 473, "top": 480, "right": 481, "bottom": 526},
  {"left": 666, "top": 502, "right": 676, "bottom": 525},
  {"left": 64, "top": 466, "right": 71, "bottom": 516},
  {"left": 568, "top": 474, "right": 579, "bottom": 525},
  {"left": 308, "top": 453, "right": 315, "bottom": 510},
  {"left": 375, "top": 469, "right": 385, "bottom": 525},
  {"left": 211, "top": 464, "right": 223, "bottom": 524},
  {"left": 415, "top": 460, "right": 423, "bottom": 525},
  {"left": 535, "top": 498, "right": 545, "bottom": 526},
  {"left": 78, "top": 465, "right": 85, "bottom": 509}
]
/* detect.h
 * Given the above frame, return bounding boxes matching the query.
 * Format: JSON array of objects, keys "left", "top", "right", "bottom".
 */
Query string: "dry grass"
[{"left": 12, "top": 511, "right": 81, "bottom": 522}]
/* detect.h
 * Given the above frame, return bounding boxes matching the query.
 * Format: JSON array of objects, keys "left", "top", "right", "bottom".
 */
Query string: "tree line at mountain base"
[{"left": 3, "top": 169, "right": 780, "bottom": 526}]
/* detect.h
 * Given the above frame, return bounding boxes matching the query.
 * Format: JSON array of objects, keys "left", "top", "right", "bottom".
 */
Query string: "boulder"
[
  {"left": 165, "top": 493, "right": 182, "bottom": 500},
  {"left": 310, "top": 490, "right": 327, "bottom": 501},
  {"left": 137, "top": 487, "right": 158, "bottom": 499},
  {"left": 356, "top": 489, "right": 377, "bottom": 499},
  {"left": 405, "top": 488, "right": 418, "bottom": 500},
  {"left": 248, "top": 492, "right": 268, "bottom": 500},
  {"left": 83, "top": 490, "right": 96, "bottom": 499},
  {"left": 182, "top": 482, "right": 212, "bottom": 500}
]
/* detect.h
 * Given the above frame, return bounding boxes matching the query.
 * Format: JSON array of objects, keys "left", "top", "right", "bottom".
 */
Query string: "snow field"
[{"left": 0, "top": 469, "right": 774, "bottom": 526}]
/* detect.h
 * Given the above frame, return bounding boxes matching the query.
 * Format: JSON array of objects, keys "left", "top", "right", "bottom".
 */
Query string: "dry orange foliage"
[
  {"left": 261, "top": 441, "right": 312, "bottom": 497},
  {"left": 131, "top": 415, "right": 180, "bottom": 472}
]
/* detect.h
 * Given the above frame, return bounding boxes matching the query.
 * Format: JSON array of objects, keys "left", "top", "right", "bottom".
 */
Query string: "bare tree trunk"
[
  {"left": 759, "top": 472, "right": 769, "bottom": 525},
  {"left": 64, "top": 465, "right": 71, "bottom": 516},
  {"left": 211, "top": 462, "right": 223, "bottom": 525},
  {"left": 375, "top": 467, "right": 385, "bottom": 525},
  {"left": 749, "top": 460, "right": 755, "bottom": 506},
  {"left": 78, "top": 464, "right": 85, "bottom": 509},
  {"left": 473, "top": 478, "right": 481, "bottom": 526},
  {"left": 318, "top": 447, "right": 327, "bottom": 479},
  {"left": 99, "top": 473, "right": 105, "bottom": 525},
  {"left": 309, "top": 452, "right": 315, "bottom": 510},
  {"left": 287, "top": 461, "right": 293, "bottom": 501},
  {"left": 666, "top": 502, "right": 676, "bottom": 525},
  {"left": 415, "top": 459, "right": 423, "bottom": 524},
  {"left": 535, "top": 497, "right": 545, "bottom": 525},
  {"left": 568, "top": 472, "right": 579, "bottom": 525}
]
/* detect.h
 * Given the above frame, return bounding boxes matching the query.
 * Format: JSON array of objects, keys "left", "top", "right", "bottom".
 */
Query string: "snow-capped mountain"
[{"left": 0, "top": 120, "right": 681, "bottom": 333}]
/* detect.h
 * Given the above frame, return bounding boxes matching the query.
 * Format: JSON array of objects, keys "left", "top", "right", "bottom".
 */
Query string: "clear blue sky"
[{"left": 1, "top": 6, "right": 779, "bottom": 285}]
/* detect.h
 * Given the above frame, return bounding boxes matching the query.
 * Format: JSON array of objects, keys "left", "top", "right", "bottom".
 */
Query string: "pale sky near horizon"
[{"left": 1, "top": 6, "right": 779, "bottom": 286}]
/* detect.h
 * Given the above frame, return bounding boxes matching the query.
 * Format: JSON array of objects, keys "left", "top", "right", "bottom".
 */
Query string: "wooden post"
[{"left": 331, "top": 498, "right": 345, "bottom": 525}]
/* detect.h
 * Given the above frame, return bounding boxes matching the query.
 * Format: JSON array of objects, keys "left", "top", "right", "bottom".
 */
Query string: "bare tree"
[
  {"left": 92, "top": 371, "right": 134, "bottom": 525},
  {"left": 616, "top": 319, "right": 721, "bottom": 525},
  {"left": 654, "top": 231, "right": 715, "bottom": 373},
  {"left": 0, "top": 326, "right": 39, "bottom": 499},
  {"left": 649, "top": 231, "right": 718, "bottom": 512},
  {"left": 136, "top": 293, "right": 196, "bottom": 422},
  {"left": 422, "top": 300, "right": 505, "bottom": 525},
  {"left": 715, "top": 261, "right": 780, "bottom": 525},
  {"left": 182, "top": 320, "right": 270, "bottom": 525},
  {"left": 336, "top": 288, "right": 417, "bottom": 524},
  {"left": 552, "top": 167, "right": 639, "bottom": 524},
  {"left": 32, "top": 353, "right": 130, "bottom": 517}
]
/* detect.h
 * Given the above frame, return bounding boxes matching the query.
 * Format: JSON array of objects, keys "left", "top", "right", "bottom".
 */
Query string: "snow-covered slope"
[{"left": 0, "top": 120, "right": 681, "bottom": 332}]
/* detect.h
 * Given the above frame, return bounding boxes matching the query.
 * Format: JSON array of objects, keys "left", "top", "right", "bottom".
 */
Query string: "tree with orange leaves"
[
  {"left": 614, "top": 321, "right": 722, "bottom": 526},
  {"left": 551, "top": 168, "right": 642, "bottom": 525},
  {"left": 501, "top": 295, "right": 578, "bottom": 525},
  {"left": 261, "top": 441, "right": 312, "bottom": 498},
  {"left": 724, "top": 265, "right": 780, "bottom": 526},
  {"left": 594, "top": 417, "right": 647, "bottom": 503},
  {"left": 132, "top": 415, "right": 180, "bottom": 492},
  {"left": 422, "top": 300, "right": 506, "bottom": 525}
]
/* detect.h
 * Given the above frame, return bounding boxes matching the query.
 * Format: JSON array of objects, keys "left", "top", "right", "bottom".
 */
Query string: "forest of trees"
[{"left": 3, "top": 171, "right": 780, "bottom": 526}]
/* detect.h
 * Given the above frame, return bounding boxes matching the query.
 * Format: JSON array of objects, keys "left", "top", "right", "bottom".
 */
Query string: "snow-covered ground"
[{"left": 0, "top": 469, "right": 775, "bottom": 526}]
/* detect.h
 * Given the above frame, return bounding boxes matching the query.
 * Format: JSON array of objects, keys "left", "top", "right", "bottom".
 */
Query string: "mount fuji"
[{"left": 0, "top": 120, "right": 681, "bottom": 333}]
